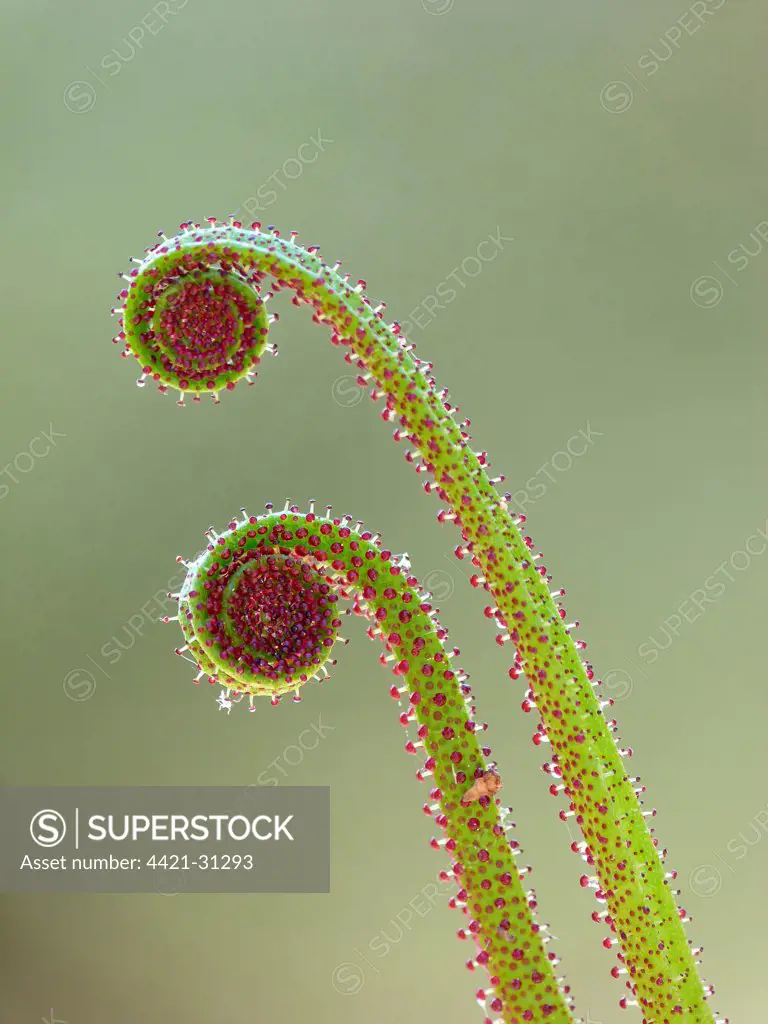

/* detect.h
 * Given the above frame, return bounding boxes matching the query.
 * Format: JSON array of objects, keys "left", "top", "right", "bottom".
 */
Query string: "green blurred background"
[{"left": 0, "top": 0, "right": 765, "bottom": 1021}]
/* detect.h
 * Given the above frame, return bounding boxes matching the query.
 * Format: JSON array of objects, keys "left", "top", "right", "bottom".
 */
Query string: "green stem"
[{"left": 174, "top": 507, "right": 575, "bottom": 1023}]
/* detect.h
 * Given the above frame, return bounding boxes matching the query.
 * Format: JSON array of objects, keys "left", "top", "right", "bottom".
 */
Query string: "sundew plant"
[{"left": 111, "top": 217, "right": 727, "bottom": 1024}]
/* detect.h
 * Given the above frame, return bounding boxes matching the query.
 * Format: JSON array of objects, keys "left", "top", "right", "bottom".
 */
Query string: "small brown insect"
[{"left": 460, "top": 769, "right": 502, "bottom": 806}]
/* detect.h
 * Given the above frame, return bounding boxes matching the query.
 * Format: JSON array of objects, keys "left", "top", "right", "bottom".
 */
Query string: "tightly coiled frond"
[
  {"left": 170, "top": 502, "right": 576, "bottom": 1023},
  {"left": 113, "top": 218, "right": 725, "bottom": 1024}
]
